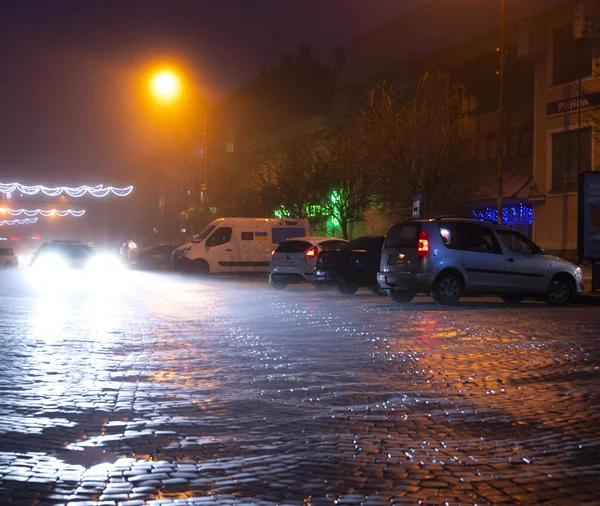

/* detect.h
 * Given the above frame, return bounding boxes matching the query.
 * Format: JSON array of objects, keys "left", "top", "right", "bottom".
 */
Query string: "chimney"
[{"left": 299, "top": 44, "right": 312, "bottom": 59}]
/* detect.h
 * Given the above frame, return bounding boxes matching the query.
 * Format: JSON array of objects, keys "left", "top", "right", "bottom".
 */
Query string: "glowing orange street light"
[{"left": 149, "top": 69, "right": 181, "bottom": 102}]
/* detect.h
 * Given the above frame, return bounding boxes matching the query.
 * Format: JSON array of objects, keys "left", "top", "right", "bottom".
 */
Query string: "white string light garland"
[
  {"left": 0, "top": 182, "right": 133, "bottom": 197},
  {"left": 0, "top": 208, "right": 86, "bottom": 217},
  {"left": 0, "top": 218, "right": 38, "bottom": 226}
]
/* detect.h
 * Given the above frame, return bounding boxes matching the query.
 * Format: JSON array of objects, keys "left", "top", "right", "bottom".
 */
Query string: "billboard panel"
[{"left": 578, "top": 171, "right": 600, "bottom": 260}]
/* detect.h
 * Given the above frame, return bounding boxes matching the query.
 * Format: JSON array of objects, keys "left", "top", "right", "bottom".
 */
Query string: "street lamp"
[
  {"left": 148, "top": 68, "right": 208, "bottom": 236},
  {"left": 150, "top": 69, "right": 181, "bottom": 103}
]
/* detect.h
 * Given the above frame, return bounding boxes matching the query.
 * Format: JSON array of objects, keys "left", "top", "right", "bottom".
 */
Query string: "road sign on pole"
[{"left": 412, "top": 194, "right": 421, "bottom": 218}]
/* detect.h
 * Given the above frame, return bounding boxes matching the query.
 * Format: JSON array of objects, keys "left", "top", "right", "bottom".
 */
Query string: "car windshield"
[
  {"left": 37, "top": 243, "right": 91, "bottom": 258},
  {"left": 193, "top": 225, "right": 216, "bottom": 243}
]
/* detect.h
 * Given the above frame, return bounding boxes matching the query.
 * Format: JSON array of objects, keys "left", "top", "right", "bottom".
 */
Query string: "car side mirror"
[{"left": 205, "top": 243, "right": 210, "bottom": 252}]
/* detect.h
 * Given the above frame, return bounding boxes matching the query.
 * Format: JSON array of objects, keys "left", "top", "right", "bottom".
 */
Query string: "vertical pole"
[
  {"left": 203, "top": 103, "right": 208, "bottom": 207},
  {"left": 578, "top": 76, "right": 582, "bottom": 174},
  {"left": 497, "top": 0, "right": 506, "bottom": 224}
]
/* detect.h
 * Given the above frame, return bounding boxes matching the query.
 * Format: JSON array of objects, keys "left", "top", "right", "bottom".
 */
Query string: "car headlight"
[
  {"left": 87, "top": 253, "right": 124, "bottom": 273},
  {"left": 174, "top": 247, "right": 191, "bottom": 258},
  {"left": 32, "top": 253, "right": 68, "bottom": 271}
]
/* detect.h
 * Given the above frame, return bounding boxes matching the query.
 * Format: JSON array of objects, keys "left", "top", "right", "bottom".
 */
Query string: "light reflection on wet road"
[{"left": 0, "top": 268, "right": 599, "bottom": 505}]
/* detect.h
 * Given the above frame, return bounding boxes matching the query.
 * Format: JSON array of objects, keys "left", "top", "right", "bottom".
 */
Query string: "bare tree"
[
  {"left": 254, "top": 133, "right": 330, "bottom": 227},
  {"left": 361, "top": 74, "right": 481, "bottom": 218}
]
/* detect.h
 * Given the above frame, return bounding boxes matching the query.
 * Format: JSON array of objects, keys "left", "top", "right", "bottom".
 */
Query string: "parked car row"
[{"left": 268, "top": 217, "right": 584, "bottom": 307}]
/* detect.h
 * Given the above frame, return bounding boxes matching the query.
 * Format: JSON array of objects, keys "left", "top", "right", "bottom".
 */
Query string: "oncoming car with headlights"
[{"left": 30, "top": 240, "right": 123, "bottom": 274}]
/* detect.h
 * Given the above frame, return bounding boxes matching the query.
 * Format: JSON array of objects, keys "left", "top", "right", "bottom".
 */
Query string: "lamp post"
[
  {"left": 149, "top": 68, "right": 208, "bottom": 237},
  {"left": 497, "top": 0, "right": 506, "bottom": 224}
]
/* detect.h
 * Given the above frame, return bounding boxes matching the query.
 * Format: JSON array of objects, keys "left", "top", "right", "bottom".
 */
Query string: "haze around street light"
[{"left": 150, "top": 69, "right": 181, "bottom": 102}]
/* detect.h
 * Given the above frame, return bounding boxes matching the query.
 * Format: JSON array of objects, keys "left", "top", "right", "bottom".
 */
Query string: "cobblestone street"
[{"left": 0, "top": 269, "right": 599, "bottom": 505}]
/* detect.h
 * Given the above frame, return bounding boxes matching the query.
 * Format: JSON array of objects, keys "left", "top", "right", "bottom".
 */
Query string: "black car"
[
  {"left": 314, "top": 236, "right": 386, "bottom": 296},
  {"left": 134, "top": 244, "right": 177, "bottom": 270}
]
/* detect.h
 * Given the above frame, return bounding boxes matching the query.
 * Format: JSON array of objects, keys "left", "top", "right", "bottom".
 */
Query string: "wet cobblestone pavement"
[{"left": 1, "top": 269, "right": 600, "bottom": 505}]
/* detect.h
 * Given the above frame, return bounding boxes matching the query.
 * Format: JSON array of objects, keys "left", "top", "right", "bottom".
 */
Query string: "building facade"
[{"left": 337, "top": 0, "right": 597, "bottom": 259}]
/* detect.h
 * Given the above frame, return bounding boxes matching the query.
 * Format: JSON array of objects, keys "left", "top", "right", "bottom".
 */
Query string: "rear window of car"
[
  {"left": 276, "top": 240, "right": 312, "bottom": 253},
  {"left": 347, "top": 236, "right": 385, "bottom": 251},
  {"left": 0, "top": 248, "right": 13, "bottom": 256},
  {"left": 385, "top": 224, "right": 420, "bottom": 248},
  {"left": 319, "top": 240, "right": 347, "bottom": 251}
]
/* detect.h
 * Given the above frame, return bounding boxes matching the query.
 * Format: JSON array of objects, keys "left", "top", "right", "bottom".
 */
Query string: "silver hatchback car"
[{"left": 377, "top": 218, "right": 584, "bottom": 306}]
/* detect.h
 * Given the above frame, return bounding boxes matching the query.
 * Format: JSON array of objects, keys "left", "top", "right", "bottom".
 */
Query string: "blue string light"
[{"left": 472, "top": 203, "right": 533, "bottom": 225}]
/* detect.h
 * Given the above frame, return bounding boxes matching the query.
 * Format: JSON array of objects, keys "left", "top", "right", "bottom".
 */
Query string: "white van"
[{"left": 172, "top": 217, "right": 309, "bottom": 273}]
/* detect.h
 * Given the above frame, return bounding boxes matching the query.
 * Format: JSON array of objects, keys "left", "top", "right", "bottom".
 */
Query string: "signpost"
[{"left": 412, "top": 194, "right": 421, "bottom": 219}]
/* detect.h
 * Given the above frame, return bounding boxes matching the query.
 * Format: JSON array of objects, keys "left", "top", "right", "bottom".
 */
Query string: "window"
[
  {"left": 437, "top": 223, "right": 462, "bottom": 250},
  {"left": 276, "top": 240, "right": 313, "bottom": 253},
  {"left": 552, "top": 23, "right": 592, "bottom": 85},
  {"left": 551, "top": 127, "right": 591, "bottom": 192},
  {"left": 385, "top": 224, "right": 420, "bottom": 248},
  {"left": 195, "top": 225, "right": 216, "bottom": 242},
  {"left": 320, "top": 240, "right": 347, "bottom": 251},
  {"left": 226, "top": 140, "right": 234, "bottom": 154},
  {"left": 460, "top": 223, "right": 502, "bottom": 254},
  {"left": 348, "top": 236, "right": 385, "bottom": 251},
  {"left": 496, "top": 230, "right": 539, "bottom": 254},
  {"left": 241, "top": 232, "right": 254, "bottom": 241},
  {"left": 207, "top": 227, "right": 232, "bottom": 247}
]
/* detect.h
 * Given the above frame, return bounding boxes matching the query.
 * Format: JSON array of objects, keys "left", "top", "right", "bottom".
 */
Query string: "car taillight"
[
  {"left": 417, "top": 231, "right": 429, "bottom": 259},
  {"left": 305, "top": 246, "right": 318, "bottom": 258}
]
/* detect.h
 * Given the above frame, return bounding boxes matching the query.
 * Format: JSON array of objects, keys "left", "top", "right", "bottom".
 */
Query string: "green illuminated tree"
[{"left": 321, "top": 120, "right": 376, "bottom": 239}]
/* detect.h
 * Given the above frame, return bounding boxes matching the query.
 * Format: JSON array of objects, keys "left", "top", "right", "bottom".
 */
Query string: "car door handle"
[
  {"left": 225, "top": 248, "right": 233, "bottom": 252},
  {"left": 506, "top": 257, "right": 515, "bottom": 263}
]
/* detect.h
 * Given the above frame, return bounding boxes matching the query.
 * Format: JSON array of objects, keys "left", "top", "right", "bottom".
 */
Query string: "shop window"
[
  {"left": 552, "top": 23, "right": 593, "bottom": 86},
  {"left": 551, "top": 127, "right": 591, "bottom": 192}
]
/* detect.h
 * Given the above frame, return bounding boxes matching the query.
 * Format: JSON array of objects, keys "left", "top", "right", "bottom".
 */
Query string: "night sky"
[{"left": 0, "top": 0, "right": 423, "bottom": 185}]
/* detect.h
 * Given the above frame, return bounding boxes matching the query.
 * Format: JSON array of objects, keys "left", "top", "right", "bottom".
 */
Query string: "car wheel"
[
  {"left": 500, "top": 294, "right": 526, "bottom": 304},
  {"left": 370, "top": 284, "right": 387, "bottom": 297},
  {"left": 338, "top": 284, "right": 358, "bottom": 296},
  {"left": 547, "top": 276, "right": 573, "bottom": 306},
  {"left": 271, "top": 281, "right": 287, "bottom": 291},
  {"left": 387, "top": 291, "right": 415, "bottom": 304},
  {"left": 432, "top": 273, "right": 462, "bottom": 305},
  {"left": 193, "top": 259, "right": 209, "bottom": 274}
]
